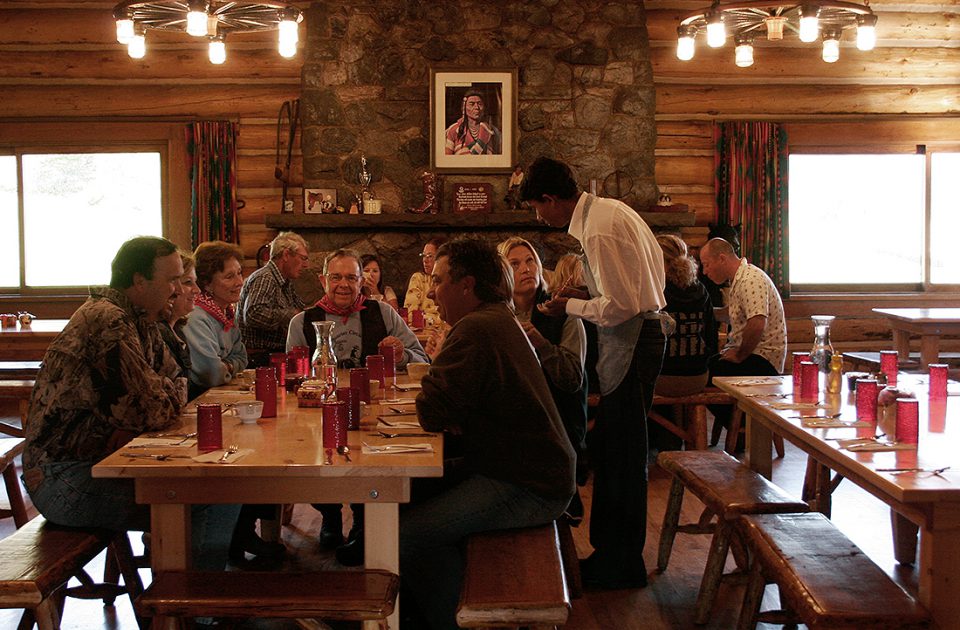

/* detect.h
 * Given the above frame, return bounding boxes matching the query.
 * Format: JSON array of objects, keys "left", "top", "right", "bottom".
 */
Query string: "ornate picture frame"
[{"left": 430, "top": 68, "right": 517, "bottom": 173}]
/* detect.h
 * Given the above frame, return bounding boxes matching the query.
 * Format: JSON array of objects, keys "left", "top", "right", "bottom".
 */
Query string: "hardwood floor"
[{"left": 0, "top": 401, "right": 918, "bottom": 629}]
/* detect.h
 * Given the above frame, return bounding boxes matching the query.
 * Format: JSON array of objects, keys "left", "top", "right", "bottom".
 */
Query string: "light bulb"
[
  {"left": 208, "top": 38, "right": 226, "bottom": 64},
  {"left": 279, "top": 16, "right": 299, "bottom": 45},
  {"left": 822, "top": 34, "right": 840, "bottom": 63},
  {"left": 676, "top": 26, "right": 695, "bottom": 61},
  {"left": 186, "top": 1, "right": 208, "bottom": 37},
  {"left": 735, "top": 40, "right": 754, "bottom": 67},
  {"left": 706, "top": 12, "right": 726, "bottom": 48},
  {"left": 128, "top": 32, "right": 146, "bottom": 59},
  {"left": 116, "top": 18, "right": 135, "bottom": 44},
  {"left": 799, "top": 6, "right": 820, "bottom": 43},
  {"left": 279, "top": 38, "right": 297, "bottom": 58},
  {"left": 857, "top": 14, "right": 877, "bottom": 51}
]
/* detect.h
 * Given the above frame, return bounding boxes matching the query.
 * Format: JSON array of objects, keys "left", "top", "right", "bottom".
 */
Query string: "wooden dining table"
[
  {"left": 0, "top": 319, "right": 68, "bottom": 361},
  {"left": 873, "top": 307, "right": 960, "bottom": 369},
  {"left": 714, "top": 374, "right": 960, "bottom": 629},
  {"left": 92, "top": 373, "right": 443, "bottom": 629}
]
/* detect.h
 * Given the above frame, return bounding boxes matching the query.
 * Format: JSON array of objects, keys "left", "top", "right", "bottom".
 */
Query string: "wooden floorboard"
[{"left": 0, "top": 399, "right": 917, "bottom": 629}]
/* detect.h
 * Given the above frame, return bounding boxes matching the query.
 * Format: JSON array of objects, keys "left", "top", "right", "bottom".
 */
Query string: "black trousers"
[
  {"left": 588, "top": 318, "right": 665, "bottom": 576},
  {"left": 707, "top": 353, "right": 779, "bottom": 428}
]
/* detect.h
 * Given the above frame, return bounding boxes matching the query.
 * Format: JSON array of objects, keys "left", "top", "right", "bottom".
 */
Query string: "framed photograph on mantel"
[{"left": 430, "top": 68, "right": 517, "bottom": 173}]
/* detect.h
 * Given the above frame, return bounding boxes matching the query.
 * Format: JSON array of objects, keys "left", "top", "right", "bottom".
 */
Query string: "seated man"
[
  {"left": 401, "top": 238, "right": 575, "bottom": 630},
  {"left": 700, "top": 237, "right": 787, "bottom": 431},
  {"left": 236, "top": 231, "right": 309, "bottom": 367},
  {"left": 286, "top": 248, "right": 429, "bottom": 561},
  {"left": 22, "top": 236, "right": 239, "bottom": 570}
]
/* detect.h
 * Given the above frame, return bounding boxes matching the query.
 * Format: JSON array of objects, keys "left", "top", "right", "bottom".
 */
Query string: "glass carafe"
[
  {"left": 809, "top": 315, "right": 835, "bottom": 373},
  {"left": 311, "top": 320, "right": 338, "bottom": 400}
]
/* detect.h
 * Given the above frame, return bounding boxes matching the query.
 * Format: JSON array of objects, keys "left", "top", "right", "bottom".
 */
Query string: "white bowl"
[
  {"left": 407, "top": 362, "right": 430, "bottom": 380},
  {"left": 234, "top": 400, "right": 264, "bottom": 423}
]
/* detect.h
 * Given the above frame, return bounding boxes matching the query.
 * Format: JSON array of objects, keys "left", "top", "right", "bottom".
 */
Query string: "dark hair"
[
  {"left": 519, "top": 157, "right": 580, "bottom": 203},
  {"left": 360, "top": 253, "right": 385, "bottom": 293},
  {"left": 110, "top": 236, "right": 178, "bottom": 289},
  {"left": 436, "top": 238, "right": 511, "bottom": 305},
  {"left": 424, "top": 237, "right": 446, "bottom": 250},
  {"left": 193, "top": 240, "right": 244, "bottom": 292},
  {"left": 454, "top": 89, "right": 485, "bottom": 144}
]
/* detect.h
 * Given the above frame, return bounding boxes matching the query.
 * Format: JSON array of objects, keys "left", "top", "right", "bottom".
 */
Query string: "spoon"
[{"left": 337, "top": 445, "right": 351, "bottom": 462}]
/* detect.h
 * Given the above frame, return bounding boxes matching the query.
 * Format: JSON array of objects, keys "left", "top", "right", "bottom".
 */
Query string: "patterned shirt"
[
  {"left": 403, "top": 271, "right": 440, "bottom": 326},
  {"left": 725, "top": 258, "right": 787, "bottom": 372},
  {"left": 236, "top": 260, "right": 305, "bottom": 353},
  {"left": 23, "top": 287, "right": 184, "bottom": 470}
]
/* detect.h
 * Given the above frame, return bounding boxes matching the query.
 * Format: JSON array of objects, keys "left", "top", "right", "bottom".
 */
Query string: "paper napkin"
[
  {"left": 127, "top": 437, "right": 197, "bottom": 448},
  {"left": 395, "top": 383, "right": 422, "bottom": 392},
  {"left": 801, "top": 419, "right": 872, "bottom": 429},
  {"left": 841, "top": 440, "right": 916, "bottom": 452},
  {"left": 376, "top": 419, "right": 422, "bottom": 429},
  {"left": 728, "top": 378, "right": 783, "bottom": 386},
  {"left": 191, "top": 448, "right": 254, "bottom": 463}
]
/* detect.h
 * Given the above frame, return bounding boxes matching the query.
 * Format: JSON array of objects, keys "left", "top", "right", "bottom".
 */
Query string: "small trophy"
[{"left": 357, "top": 155, "right": 372, "bottom": 213}]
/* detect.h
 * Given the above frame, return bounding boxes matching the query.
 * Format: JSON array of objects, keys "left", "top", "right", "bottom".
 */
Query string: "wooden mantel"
[{"left": 265, "top": 210, "right": 697, "bottom": 231}]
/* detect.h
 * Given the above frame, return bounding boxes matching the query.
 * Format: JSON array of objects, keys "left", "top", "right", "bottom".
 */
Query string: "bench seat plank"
[
  {"left": 457, "top": 522, "right": 570, "bottom": 628},
  {"left": 138, "top": 570, "right": 398, "bottom": 620}
]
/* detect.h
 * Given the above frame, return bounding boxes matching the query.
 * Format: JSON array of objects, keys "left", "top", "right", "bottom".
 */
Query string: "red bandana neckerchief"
[
  {"left": 315, "top": 293, "right": 366, "bottom": 324},
  {"left": 195, "top": 292, "right": 236, "bottom": 332}
]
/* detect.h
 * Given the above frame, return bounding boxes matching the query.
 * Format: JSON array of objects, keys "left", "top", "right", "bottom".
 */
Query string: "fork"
[
  {"left": 376, "top": 431, "right": 436, "bottom": 439},
  {"left": 218, "top": 444, "right": 239, "bottom": 463},
  {"left": 121, "top": 452, "right": 190, "bottom": 461},
  {"left": 877, "top": 466, "right": 951, "bottom": 476}
]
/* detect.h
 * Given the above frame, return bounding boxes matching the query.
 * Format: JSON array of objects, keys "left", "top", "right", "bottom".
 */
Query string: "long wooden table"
[
  {"left": 92, "top": 376, "right": 443, "bottom": 629},
  {"left": 873, "top": 307, "right": 960, "bottom": 369},
  {"left": 0, "top": 319, "right": 68, "bottom": 361},
  {"left": 714, "top": 375, "right": 960, "bottom": 629}
]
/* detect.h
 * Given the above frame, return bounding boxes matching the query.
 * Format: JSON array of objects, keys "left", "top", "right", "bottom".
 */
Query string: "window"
[
  {"left": 1, "top": 149, "right": 164, "bottom": 291},
  {"left": 789, "top": 151, "right": 960, "bottom": 291}
]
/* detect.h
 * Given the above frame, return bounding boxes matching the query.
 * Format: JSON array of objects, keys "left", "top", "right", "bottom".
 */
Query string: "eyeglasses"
[
  {"left": 289, "top": 250, "right": 308, "bottom": 262},
  {"left": 327, "top": 274, "right": 360, "bottom": 284},
  {"left": 419, "top": 253, "right": 436, "bottom": 261}
]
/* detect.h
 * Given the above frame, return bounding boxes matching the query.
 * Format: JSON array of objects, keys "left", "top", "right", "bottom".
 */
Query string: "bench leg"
[
  {"left": 690, "top": 405, "right": 708, "bottom": 450},
  {"left": 33, "top": 596, "right": 62, "bottom": 630},
  {"left": 657, "top": 477, "right": 685, "bottom": 572},
  {"left": 556, "top": 516, "right": 583, "bottom": 599},
  {"left": 695, "top": 523, "right": 732, "bottom": 625},
  {"left": 724, "top": 406, "right": 743, "bottom": 454},
  {"left": 2, "top": 459, "right": 30, "bottom": 528},
  {"left": 736, "top": 561, "right": 765, "bottom": 630}
]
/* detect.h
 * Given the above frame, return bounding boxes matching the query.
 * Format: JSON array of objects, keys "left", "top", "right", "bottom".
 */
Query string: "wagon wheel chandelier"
[
  {"left": 113, "top": 1, "right": 303, "bottom": 64},
  {"left": 676, "top": 0, "right": 877, "bottom": 66}
]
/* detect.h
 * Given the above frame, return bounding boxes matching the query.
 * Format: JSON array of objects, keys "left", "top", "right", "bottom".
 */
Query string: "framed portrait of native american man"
[{"left": 430, "top": 68, "right": 517, "bottom": 173}]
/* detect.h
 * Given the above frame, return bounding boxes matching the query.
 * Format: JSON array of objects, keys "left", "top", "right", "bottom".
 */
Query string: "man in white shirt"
[
  {"left": 522, "top": 157, "right": 667, "bottom": 590},
  {"left": 700, "top": 237, "right": 787, "bottom": 434}
]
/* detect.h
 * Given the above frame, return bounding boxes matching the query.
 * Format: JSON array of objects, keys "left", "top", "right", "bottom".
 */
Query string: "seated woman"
[
  {"left": 552, "top": 253, "right": 599, "bottom": 408},
  {"left": 499, "top": 237, "right": 588, "bottom": 519},
  {"left": 360, "top": 253, "right": 399, "bottom": 310},
  {"left": 183, "top": 241, "right": 248, "bottom": 394},
  {"left": 159, "top": 251, "right": 200, "bottom": 398},
  {"left": 403, "top": 237, "right": 444, "bottom": 326}
]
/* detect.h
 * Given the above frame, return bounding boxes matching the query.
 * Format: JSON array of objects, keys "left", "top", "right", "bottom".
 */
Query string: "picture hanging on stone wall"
[
  {"left": 304, "top": 188, "right": 337, "bottom": 214},
  {"left": 430, "top": 68, "right": 517, "bottom": 173}
]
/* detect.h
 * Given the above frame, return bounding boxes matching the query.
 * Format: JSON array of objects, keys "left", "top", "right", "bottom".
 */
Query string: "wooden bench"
[
  {"left": 656, "top": 450, "right": 809, "bottom": 625},
  {"left": 0, "top": 516, "right": 144, "bottom": 630},
  {"left": 457, "top": 522, "right": 570, "bottom": 629},
  {"left": 736, "top": 512, "right": 931, "bottom": 629},
  {"left": 0, "top": 436, "right": 28, "bottom": 528},
  {"left": 0, "top": 379, "right": 34, "bottom": 438},
  {"left": 137, "top": 569, "right": 398, "bottom": 629}
]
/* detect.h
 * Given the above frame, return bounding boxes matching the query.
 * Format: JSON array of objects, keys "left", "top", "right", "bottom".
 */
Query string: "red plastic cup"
[
  {"left": 896, "top": 398, "right": 919, "bottom": 444},
  {"left": 350, "top": 367, "right": 370, "bottom": 403},
  {"left": 792, "top": 352, "right": 808, "bottom": 391},
  {"left": 378, "top": 341, "right": 398, "bottom": 386},
  {"left": 855, "top": 378, "right": 879, "bottom": 422},
  {"left": 929, "top": 399, "right": 947, "bottom": 433},
  {"left": 412, "top": 309, "right": 425, "bottom": 329},
  {"left": 288, "top": 346, "right": 309, "bottom": 376},
  {"left": 269, "top": 352, "right": 287, "bottom": 384},
  {"left": 322, "top": 400, "right": 348, "bottom": 449},
  {"left": 399, "top": 308, "right": 408, "bottom": 322},
  {"left": 880, "top": 350, "right": 898, "bottom": 386},
  {"left": 366, "top": 354, "right": 385, "bottom": 388},
  {"left": 196, "top": 403, "right": 223, "bottom": 452},
  {"left": 929, "top": 363, "right": 948, "bottom": 400},
  {"left": 337, "top": 386, "right": 361, "bottom": 430},
  {"left": 255, "top": 366, "right": 277, "bottom": 418},
  {"left": 800, "top": 361, "right": 819, "bottom": 401}
]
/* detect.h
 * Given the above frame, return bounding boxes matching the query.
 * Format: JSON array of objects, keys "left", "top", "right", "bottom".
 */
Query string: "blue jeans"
[
  {"left": 399, "top": 474, "right": 570, "bottom": 630},
  {"left": 27, "top": 461, "right": 240, "bottom": 571}
]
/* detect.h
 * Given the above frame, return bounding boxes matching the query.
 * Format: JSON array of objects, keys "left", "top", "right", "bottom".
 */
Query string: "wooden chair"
[
  {"left": 651, "top": 387, "right": 736, "bottom": 450},
  {"left": 137, "top": 569, "right": 398, "bottom": 629},
  {"left": 0, "top": 379, "right": 34, "bottom": 438},
  {"left": 0, "top": 436, "right": 29, "bottom": 528},
  {"left": 656, "top": 450, "right": 808, "bottom": 625},
  {"left": 736, "top": 512, "right": 931, "bottom": 629},
  {"left": 457, "top": 522, "right": 570, "bottom": 629}
]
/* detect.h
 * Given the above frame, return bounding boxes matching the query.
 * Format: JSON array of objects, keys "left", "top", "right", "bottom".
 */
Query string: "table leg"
[
  {"left": 920, "top": 335, "right": 940, "bottom": 370},
  {"left": 745, "top": 412, "right": 773, "bottom": 480},
  {"left": 892, "top": 329, "right": 911, "bottom": 360},
  {"left": 150, "top": 504, "right": 190, "bottom": 571},
  {"left": 890, "top": 508, "right": 919, "bottom": 565},
  {"left": 365, "top": 502, "right": 399, "bottom": 630},
  {"left": 918, "top": 503, "right": 960, "bottom": 629}
]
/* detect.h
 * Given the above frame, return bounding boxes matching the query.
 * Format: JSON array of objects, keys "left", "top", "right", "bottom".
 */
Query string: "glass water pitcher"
[
  {"left": 809, "top": 315, "right": 835, "bottom": 373},
  {"left": 311, "top": 320, "right": 338, "bottom": 400}
]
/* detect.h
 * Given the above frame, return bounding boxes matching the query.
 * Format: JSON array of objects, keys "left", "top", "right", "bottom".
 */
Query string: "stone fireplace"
[{"left": 282, "top": 0, "right": 661, "bottom": 301}]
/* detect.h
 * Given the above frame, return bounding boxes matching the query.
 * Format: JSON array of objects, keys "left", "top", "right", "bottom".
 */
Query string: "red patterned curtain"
[
  {"left": 186, "top": 121, "right": 239, "bottom": 247},
  {"left": 714, "top": 121, "right": 790, "bottom": 296}
]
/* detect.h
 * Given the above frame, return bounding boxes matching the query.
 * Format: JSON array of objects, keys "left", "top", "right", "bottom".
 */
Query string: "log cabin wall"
[{"left": 1, "top": 0, "right": 958, "bottom": 357}]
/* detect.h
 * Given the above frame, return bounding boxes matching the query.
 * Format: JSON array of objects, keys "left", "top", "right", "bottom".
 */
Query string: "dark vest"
[
  {"left": 530, "top": 287, "right": 589, "bottom": 452},
  {"left": 302, "top": 300, "right": 388, "bottom": 369}
]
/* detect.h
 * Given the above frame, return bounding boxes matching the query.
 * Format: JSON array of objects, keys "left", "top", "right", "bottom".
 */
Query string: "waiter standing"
[{"left": 521, "top": 157, "right": 668, "bottom": 589}]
